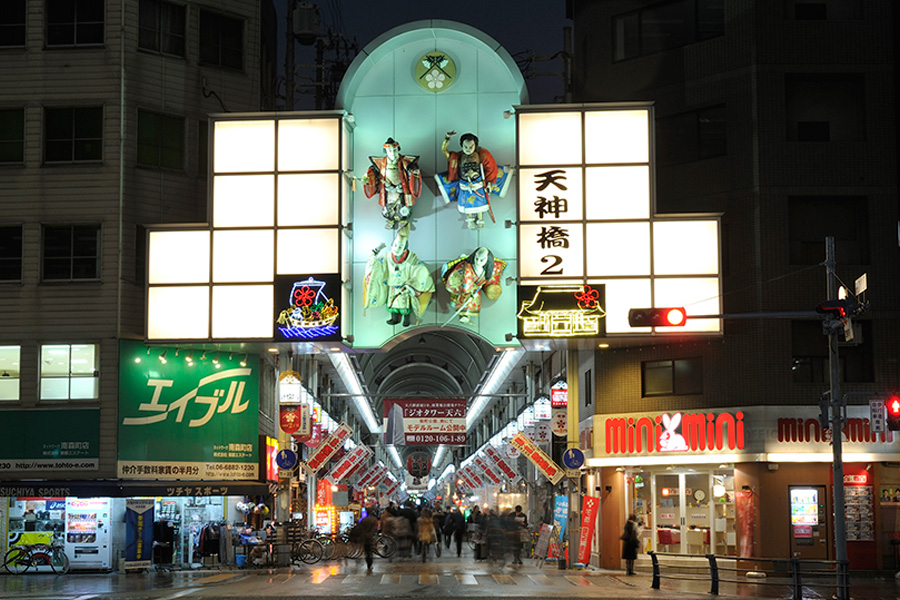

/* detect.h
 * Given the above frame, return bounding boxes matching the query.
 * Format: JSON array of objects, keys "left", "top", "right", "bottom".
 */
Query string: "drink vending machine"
[{"left": 65, "top": 498, "right": 112, "bottom": 570}]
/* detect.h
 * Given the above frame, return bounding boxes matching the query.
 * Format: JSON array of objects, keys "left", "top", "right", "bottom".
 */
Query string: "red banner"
[
  {"left": 735, "top": 490, "right": 755, "bottom": 557},
  {"left": 578, "top": 495, "right": 600, "bottom": 564},
  {"left": 304, "top": 422, "right": 352, "bottom": 474},
  {"left": 280, "top": 405, "right": 302, "bottom": 434}
]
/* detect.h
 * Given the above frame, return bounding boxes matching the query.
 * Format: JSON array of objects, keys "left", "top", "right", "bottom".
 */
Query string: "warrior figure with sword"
[
  {"left": 435, "top": 131, "right": 511, "bottom": 229},
  {"left": 441, "top": 247, "right": 506, "bottom": 324}
]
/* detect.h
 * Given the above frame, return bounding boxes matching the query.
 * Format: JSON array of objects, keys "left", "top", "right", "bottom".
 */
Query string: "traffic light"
[
  {"left": 628, "top": 307, "right": 687, "bottom": 328},
  {"left": 815, "top": 299, "right": 863, "bottom": 319},
  {"left": 887, "top": 396, "right": 900, "bottom": 431}
]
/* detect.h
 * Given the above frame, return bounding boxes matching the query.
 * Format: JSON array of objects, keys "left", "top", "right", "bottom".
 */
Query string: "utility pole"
[
  {"left": 565, "top": 349, "right": 580, "bottom": 569},
  {"left": 825, "top": 236, "right": 849, "bottom": 600}
]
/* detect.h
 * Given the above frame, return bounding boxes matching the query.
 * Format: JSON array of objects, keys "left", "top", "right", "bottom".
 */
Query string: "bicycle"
[
  {"left": 373, "top": 533, "right": 397, "bottom": 558},
  {"left": 4, "top": 539, "right": 70, "bottom": 575}
]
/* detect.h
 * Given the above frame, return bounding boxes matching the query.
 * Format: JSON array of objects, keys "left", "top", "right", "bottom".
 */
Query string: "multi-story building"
[
  {"left": 0, "top": 0, "right": 276, "bottom": 569},
  {"left": 569, "top": 0, "right": 900, "bottom": 570}
]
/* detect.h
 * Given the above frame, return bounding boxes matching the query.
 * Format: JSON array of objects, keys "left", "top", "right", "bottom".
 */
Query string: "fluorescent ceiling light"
[
  {"left": 328, "top": 352, "right": 380, "bottom": 434},
  {"left": 466, "top": 349, "right": 524, "bottom": 431}
]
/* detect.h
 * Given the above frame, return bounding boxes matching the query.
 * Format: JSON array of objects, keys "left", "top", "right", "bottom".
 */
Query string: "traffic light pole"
[{"left": 826, "top": 237, "right": 849, "bottom": 600}]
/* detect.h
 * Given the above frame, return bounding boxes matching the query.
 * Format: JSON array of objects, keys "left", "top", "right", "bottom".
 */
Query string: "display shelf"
[{"left": 713, "top": 501, "right": 735, "bottom": 555}]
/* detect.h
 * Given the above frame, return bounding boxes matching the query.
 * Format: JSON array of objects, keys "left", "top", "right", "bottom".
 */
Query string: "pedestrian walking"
[
  {"left": 444, "top": 506, "right": 466, "bottom": 557},
  {"left": 621, "top": 513, "right": 641, "bottom": 575},
  {"left": 418, "top": 508, "right": 437, "bottom": 562},
  {"left": 357, "top": 511, "right": 378, "bottom": 571}
]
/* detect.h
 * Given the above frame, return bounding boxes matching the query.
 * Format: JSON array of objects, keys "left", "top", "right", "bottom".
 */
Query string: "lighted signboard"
[
  {"left": 516, "top": 106, "right": 721, "bottom": 336},
  {"left": 146, "top": 114, "right": 348, "bottom": 342},
  {"left": 517, "top": 284, "right": 605, "bottom": 338},
  {"left": 383, "top": 399, "right": 467, "bottom": 446},
  {"left": 550, "top": 380, "right": 568, "bottom": 408}
]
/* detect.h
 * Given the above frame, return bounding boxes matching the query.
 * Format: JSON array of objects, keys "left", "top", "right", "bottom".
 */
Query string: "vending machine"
[{"left": 65, "top": 498, "right": 112, "bottom": 570}]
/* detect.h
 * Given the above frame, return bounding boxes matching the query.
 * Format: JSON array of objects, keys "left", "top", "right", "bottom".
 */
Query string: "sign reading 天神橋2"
[
  {"left": 382, "top": 398, "right": 467, "bottom": 446},
  {"left": 117, "top": 340, "right": 260, "bottom": 480},
  {"left": 515, "top": 105, "right": 722, "bottom": 337},
  {"left": 0, "top": 408, "right": 99, "bottom": 471}
]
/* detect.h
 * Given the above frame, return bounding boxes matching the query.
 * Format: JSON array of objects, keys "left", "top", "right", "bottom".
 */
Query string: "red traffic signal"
[
  {"left": 887, "top": 396, "right": 900, "bottom": 431},
  {"left": 628, "top": 307, "right": 687, "bottom": 328}
]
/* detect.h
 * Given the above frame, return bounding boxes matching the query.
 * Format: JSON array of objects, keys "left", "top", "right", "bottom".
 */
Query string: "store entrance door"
[{"left": 652, "top": 471, "right": 712, "bottom": 554}]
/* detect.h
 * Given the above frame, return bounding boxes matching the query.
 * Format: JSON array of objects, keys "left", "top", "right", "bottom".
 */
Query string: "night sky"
[{"left": 283, "top": 0, "right": 571, "bottom": 108}]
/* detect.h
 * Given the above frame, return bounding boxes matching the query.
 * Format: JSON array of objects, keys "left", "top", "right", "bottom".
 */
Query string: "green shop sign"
[
  {"left": 117, "top": 340, "right": 259, "bottom": 480},
  {"left": 0, "top": 408, "right": 99, "bottom": 471}
]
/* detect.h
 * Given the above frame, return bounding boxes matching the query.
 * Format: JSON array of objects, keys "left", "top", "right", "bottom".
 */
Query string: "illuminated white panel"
[
  {"left": 584, "top": 110, "right": 649, "bottom": 164},
  {"left": 278, "top": 118, "right": 341, "bottom": 171},
  {"left": 653, "top": 220, "right": 719, "bottom": 275},
  {"left": 212, "top": 285, "right": 274, "bottom": 338},
  {"left": 213, "top": 175, "right": 275, "bottom": 227},
  {"left": 518, "top": 167, "right": 584, "bottom": 222},
  {"left": 277, "top": 173, "right": 340, "bottom": 226},
  {"left": 586, "top": 222, "right": 650, "bottom": 276},
  {"left": 585, "top": 166, "right": 650, "bottom": 220},
  {"left": 655, "top": 277, "right": 721, "bottom": 332},
  {"left": 147, "top": 287, "right": 209, "bottom": 339},
  {"left": 214, "top": 120, "right": 275, "bottom": 173},
  {"left": 212, "top": 230, "right": 274, "bottom": 282},
  {"left": 594, "top": 278, "right": 651, "bottom": 333},
  {"left": 148, "top": 230, "right": 210, "bottom": 284},
  {"left": 518, "top": 224, "right": 584, "bottom": 279},
  {"left": 277, "top": 229, "right": 339, "bottom": 274},
  {"left": 518, "top": 112, "right": 582, "bottom": 166}
]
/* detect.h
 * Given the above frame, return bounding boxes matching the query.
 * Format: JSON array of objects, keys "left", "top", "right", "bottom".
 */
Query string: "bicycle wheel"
[
  {"left": 296, "top": 539, "right": 323, "bottom": 565},
  {"left": 50, "top": 548, "right": 71, "bottom": 574},
  {"left": 4, "top": 548, "right": 31, "bottom": 574},
  {"left": 374, "top": 534, "right": 396, "bottom": 558}
]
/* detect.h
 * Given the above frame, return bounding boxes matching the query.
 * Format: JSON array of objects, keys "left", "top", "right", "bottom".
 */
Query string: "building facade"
[{"left": 570, "top": 0, "right": 900, "bottom": 570}]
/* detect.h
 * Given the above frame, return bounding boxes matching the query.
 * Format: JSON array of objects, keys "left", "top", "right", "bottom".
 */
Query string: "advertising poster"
[
  {"left": 117, "top": 341, "right": 260, "bottom": 480},
  {"left": 125, "top": 499, "right": 154, "bottom": 569},
  {"left": 577, "top": 495, "right": 600, "bottom": 564},
  {"left": 382, "top": 399, "right": 467, "bottom": 445},
  {"left": 554, "top": 495, "right": 569, "bottom": 540},
  {"left": 0, "top": 408, "right": 99, "bottom": 471},
  {"left": 304, "top": 422, "right": 352, "bottom": 474},
  {"left": 509, "top": 432, "right": 565, "bottom": 484}
]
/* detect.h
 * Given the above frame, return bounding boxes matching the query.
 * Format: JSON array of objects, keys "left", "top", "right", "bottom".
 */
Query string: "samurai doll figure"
[
  {"left": 434, "top": 131, "right": 512, "bottom": 229},
  {"left": 364, "top": 137, "right": 422, "bottom": 229},
  {"left": 363, "top": 225, "right": 435, "bottom": 327},
  {"left": 441, "top": 247, "right": 507, "bottom": 324}
]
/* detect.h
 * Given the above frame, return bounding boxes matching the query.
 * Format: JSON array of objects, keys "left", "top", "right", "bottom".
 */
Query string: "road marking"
[
  {"left": 491, "top": 574, "right": 516, "bottom": 585},
  {"left": 310, "top": 571, "right": 331, "bottom": 584},
  {"left": 380, "top": 574, "right": 401, "bottom": 584},
  {"left": 419, "top": 574, "right": 439, "bottom": 585},
  {"left": 342, "top": 574, "right": 366, "bottom": 583},
  {"left": 564, "top": 574, "right": 592, "bottom": 586},
  {"left": 527, "top": 573, "right": 556, "bottom": 585},
  {"left": 157, "top": 589, "right": 199, "bottom": 599},
  {"left": 187, "top": 573, "right": 241, "bottom": 584},
  {"left": 456, "top": 574, "right": 478, "bottom": 584},
  {"left": 71, "top": 596, "right": 99, "bottom": 600}
]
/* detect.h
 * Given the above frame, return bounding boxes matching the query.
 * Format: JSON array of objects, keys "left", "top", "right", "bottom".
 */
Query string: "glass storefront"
[{"left": 628, "top": 466, "right": 736, "bottom": 556}]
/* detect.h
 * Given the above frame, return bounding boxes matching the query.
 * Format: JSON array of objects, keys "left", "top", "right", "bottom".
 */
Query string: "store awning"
[{"left": 0, "top": 480, "right": 272, "bottom": 498}]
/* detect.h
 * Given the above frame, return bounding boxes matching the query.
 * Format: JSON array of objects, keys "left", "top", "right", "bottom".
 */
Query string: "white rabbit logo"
[{"left": 659, "top": 413, "right": 688, "bottom": 452}]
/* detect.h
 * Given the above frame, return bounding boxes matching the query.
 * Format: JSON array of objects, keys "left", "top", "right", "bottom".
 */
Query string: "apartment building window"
[
  {"left": 0, "top": 226, "right": 23, "bottom": 281},
  {"left": 44, "top": 106, "right": 102, "bottom": 162},
  {"left": 0, "top": 346, "right": 20, "bottom": 401},
  {"left": 656, "top": 104, "right": 726, "bottom": 166},
  {"left": 138, "top": 0, "right": 185, "bottom": 57},
  {"left": 613, "top": 0, "right": 724, "bottom": 62},
  {"left": 47, "top": 0, "right": 104, "bottom": 47},
  {"left": 786, "top": 74, "right": 866, "bottom": 142},
  {"left": 0, "top": 109, "right": 25, "bottom": 164},
  {"left": 0, "top": 1, "right": 26, "bottom": 47},
  {"left": 42, "top": 224, "right": 100, "bottom": 281},
  {"left": 791, "top": 321, "right": 873, "bottom": 383},
  {"left": 788, "top": 196, "right": 869, "bottom": 265},
  {"left": 199, "top": 10, "right": 243, "bottom": 70},
  {"left": 642, "top": 357, "right": 702, "bottom": 396},
  {"left": 40, "top": 343, "right": 99, "bottom": 400},
  {"left": 138, "top": 109, "right": 184, "bottom": 169}
]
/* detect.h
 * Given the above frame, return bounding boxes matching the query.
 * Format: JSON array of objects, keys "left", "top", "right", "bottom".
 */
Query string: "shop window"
[
  {"left": 785, "top": 74, "right": 866, "bottom": 142},
  {"left": 0, "top": 108, "right": 25, "bottom": 164},
  {"left": 0, "top": 1, "right": 25, "bottom": 48},
  {"left": 46, "top": 0, "right": 104, "bottom": 47},
  {"left": 642, "top": 357, "right": 702, "bottom": 396},
  {"left": 0, "top": 225, "right": 23, "bottom": 281},
  {"left": 612, "top": 0, "right": 724, "bottom": 62},
  {"left": 138, "top": 0, "right": 185, "bottom": 57},
  {"left": 791, "top": 320, "right": 874, "bottom": 383},
  {"left": 0, "top": 345, "right": 21, "bottom": 401},
  {"left": 656, "top": 104, "right": 726, "bottom": 166},
  {"left": 40, "top": 343, "right": 99, "bottom": 400},
  {"left": 42, "top": 224, "right": 101, "bottom": 281},
  {"left": 137, "top": 109, "right": 184, "bottom": 169},
  {"left": 788, "top": 196, "right": 869, "bottom": 265},
  {"left": 44, "top": 106, "right": 103, "bottom": 163},
  {"left": 199, "top": 9, "right": 243, "bottom": 70}
]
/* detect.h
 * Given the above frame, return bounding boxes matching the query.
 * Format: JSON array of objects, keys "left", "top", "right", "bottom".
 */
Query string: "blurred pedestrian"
[
  {"left": 444, "top": 507, "right": 466, "bottom": 557},
  {"left": 621, "top": 514, "right": 641, "bottom": 575},
  {"left": 358, "top": 512, "right": 378, "bottom": 571}
]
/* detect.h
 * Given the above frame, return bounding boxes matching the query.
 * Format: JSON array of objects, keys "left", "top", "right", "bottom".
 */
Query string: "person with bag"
[
  {"left": 621, "top": 513, "right": 641, "bottom": 575},
  {"left": 417, "top": 508, "right": 437, "bottom": 562}
]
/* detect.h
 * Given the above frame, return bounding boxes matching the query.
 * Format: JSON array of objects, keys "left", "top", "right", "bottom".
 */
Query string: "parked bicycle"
[{"left": 4, "top": 537, "right": 70, "bottom": 575}]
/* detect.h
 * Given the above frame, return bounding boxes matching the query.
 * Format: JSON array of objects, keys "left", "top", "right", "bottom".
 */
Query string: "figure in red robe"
[{"left": 364, "top": 138, "right": 422, "bottom": 229}]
